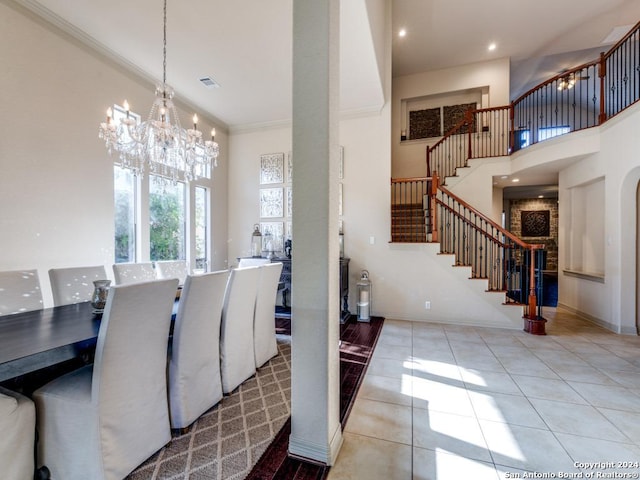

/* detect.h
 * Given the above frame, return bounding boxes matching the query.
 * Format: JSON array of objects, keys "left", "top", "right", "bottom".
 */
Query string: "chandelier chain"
[
  {"left": 98, "top": 0, "right": 219, "bottom": 184},
  {"left": 163, "top": 0, "right": 167, "bottom": 88}
]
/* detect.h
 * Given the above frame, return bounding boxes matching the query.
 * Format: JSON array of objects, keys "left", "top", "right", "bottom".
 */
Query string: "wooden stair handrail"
[
  {"left": 429, "top": 114, "right": 473, "bottom": 152},
  {"left": 435, "top": 198, "right": 511, "bottom": 249},
  {"left": 435, "top": 174, "right": 544, "bottom": 251},
  {"left": 511, "top": 59, "right": 599, "bottom": 106},
  {"left": 391, "top": 176, "right": 429, "bottom": 184},
  {"left": 602, "top": 20, "right": 640, "bottom": 61}
]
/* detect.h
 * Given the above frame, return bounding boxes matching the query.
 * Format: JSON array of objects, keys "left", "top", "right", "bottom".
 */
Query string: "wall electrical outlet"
[{"left": 425, "top": 301, "right": 431, "bottom": 310}]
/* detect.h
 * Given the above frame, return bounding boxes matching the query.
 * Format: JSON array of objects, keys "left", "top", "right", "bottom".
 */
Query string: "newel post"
[
  {"left": 528, "top": 248, "right": 537, "bottom": 316},
  {"left": 598, "top": 52, "right": 607, "bottom": 125},
  {"left": 426, "top": 147, "right": 431, "bottom": 178},
  {"left": 430, "top": 172, "right": 439, "bottom": 243},
  {"left": 523, "top": 246, "right": 546, "bottom": 335}
]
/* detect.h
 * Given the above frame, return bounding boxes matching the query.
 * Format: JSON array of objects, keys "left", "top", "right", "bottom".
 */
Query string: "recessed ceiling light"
[
  {"left": 488, "top": 42, "right": 497, "bottom": 51},
  {"left": 399, "top": 28, "right": 407, "bottom": 38},
  {"left": 500, "top": 175, "right": 508, "bottom": 179},
  {"left": 512, "top": 178, "right": 520, "bottom": 183},
  {"left": 538, "top": 195, "right": 544, "bottom": 198}
]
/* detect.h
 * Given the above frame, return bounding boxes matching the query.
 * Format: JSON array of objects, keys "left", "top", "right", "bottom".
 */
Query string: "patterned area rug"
[{"left": 127, "top": 338, "right": 291, "bottom": 480}]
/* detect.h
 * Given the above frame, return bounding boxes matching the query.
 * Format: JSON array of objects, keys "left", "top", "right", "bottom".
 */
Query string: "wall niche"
[
  {"left": 401, "top": 87, "right": 486, "bottom": 141},
  {"left": 508, "top": 197, "right": 559, "bottom": 271}
]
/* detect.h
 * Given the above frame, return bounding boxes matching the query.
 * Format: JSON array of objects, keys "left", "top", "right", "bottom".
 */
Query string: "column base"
[
  {"left": 289, "top": 426, "right": 343, "bottom": 466},
  {"left": 523, "top": 316, "right": 547, "bottom": 335}
]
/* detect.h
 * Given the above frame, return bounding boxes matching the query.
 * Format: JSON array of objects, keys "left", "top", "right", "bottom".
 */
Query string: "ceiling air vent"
[{"left": 199, "top": 76, "right": 220, "bottom": 89}]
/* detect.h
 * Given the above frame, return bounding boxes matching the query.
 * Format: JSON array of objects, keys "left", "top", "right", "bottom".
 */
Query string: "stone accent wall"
[
  {"left": 509, "top": 198, "right": 558, "bottom": 271},
  {"left": 443, "top": 103, "right": 476, "bottom": 134},
  {"left": 409, "top": 108, "right": 441, "bottom": 139}
]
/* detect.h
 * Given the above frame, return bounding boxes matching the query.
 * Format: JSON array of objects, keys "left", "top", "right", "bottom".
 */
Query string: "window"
[
  {"left": 538, "top": 126, "right": 570, "bottom": 142},
  {"left": 515, "top": 129, "right": 531, "bottom": 150},
  {"left": 194, "top": 186, "right": 208, "bottom": 272},
  {"left": 114, "top": 165, "right": 137, "bottom": 263},
  {"left": 149, "top": 176, "right": 186, "bottom": 261},
  {"left": 111, "top": 103, "right": 212, "bottom": 270},
  {"left": 112, "top": 104, "right": 139, "bottom": 264}
]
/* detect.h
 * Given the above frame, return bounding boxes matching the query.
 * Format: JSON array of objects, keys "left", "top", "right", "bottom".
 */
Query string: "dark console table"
[{"left": 243, "top": 257, "right": 350, "bottom": 323}]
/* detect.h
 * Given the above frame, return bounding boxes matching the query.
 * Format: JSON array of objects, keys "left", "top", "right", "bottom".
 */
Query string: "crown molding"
[
  {"left": 228, "top": 104, "right": 385, "bottom": 135},
  {"left": 7, "top": 0, "right": 229, "bottom": 133}
]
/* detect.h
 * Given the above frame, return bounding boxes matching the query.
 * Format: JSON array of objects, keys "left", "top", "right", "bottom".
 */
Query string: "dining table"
[{"left": 0, "top": 300, "right": 179, "bottom": 382}]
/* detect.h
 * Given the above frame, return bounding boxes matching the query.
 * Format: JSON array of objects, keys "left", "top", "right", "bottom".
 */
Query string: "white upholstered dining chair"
[
  {"left": 33, "top": 278, "right": 179, "bottom": 480},
  {"left": 0, "top": 386, "right": 35, "bottom": 480},
  {"left": 48, "top": 265, "right": 108, "bottom": 306},
  {"left": 253, "top": 262, "right": 283, "bottom": 368},
  {"left": 112, "top": 262, "right": 155, "bottom": 285},
  {"left": 0, "top": 269, "right": 43, "bottom": 316},
  {"left": 168, "top": 270, "right": 230, "bottom": 430},
  {"left": 237, "top": 258, "right": 270, "bottom": 268},
  {"left": 220, "top": 266, "right": 261, "bottom": 394},
  {"left": 155, "top": 260, "right": 189, "bottom": 285}
]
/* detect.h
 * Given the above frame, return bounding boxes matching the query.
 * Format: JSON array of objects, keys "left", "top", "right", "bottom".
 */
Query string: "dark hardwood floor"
[{"left": 246, "top": 315, "right": 384, "bottom": 480}]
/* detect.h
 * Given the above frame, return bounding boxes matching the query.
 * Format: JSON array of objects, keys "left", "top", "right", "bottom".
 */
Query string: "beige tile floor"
[{"left": 328, "top": 308, "right": 640, "bottom": 480}]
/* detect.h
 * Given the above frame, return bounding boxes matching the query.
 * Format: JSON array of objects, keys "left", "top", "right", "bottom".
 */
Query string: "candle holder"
[
  {"left": 356, "top": 270, "right": 371, "bottom": 322},
  {"left": 251, "top": 224, "right": 262, "bottom": 257},
  {"left": 91, "top": 280, "right": 111, "bottom": 315}
]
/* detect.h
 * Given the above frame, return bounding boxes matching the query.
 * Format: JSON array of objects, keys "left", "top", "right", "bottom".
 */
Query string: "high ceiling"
[
  {"left": 392, "top": 0, "right": 640, "bottom": 99},
  {"left": 12, "top": 0, "right": 640, "bottom": 131}
]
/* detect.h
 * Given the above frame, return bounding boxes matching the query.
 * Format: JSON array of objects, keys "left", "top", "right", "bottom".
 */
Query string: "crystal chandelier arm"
[{"left": 98, "top": 0, "right": 218, "bottom": 183}]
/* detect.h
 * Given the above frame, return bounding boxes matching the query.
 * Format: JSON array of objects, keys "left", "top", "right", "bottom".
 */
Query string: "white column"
[{"left": 289, "top": 0, "right": 342, "bottom": 465}]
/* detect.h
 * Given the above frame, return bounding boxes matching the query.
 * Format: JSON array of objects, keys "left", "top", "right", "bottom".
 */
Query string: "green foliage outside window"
[{"left": 150, "top": 178, "right": 185, "bottom": 261}]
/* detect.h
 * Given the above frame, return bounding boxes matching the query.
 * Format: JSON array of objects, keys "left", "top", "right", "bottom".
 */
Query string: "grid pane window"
[
  {"left": 114, "top": 165, "right": 136, "bottom": 263},
  {"left": 149, "top": 175, "right": 186, "bottom": 261},
  {"left": 194, "top": 186, "right": 208, "bottom": 272},
  {"left": 112, "top": 102, "right": 211, "bottom": 268},
  {"left": 538, "top": 126, "right": 570, "bottom": 142}
]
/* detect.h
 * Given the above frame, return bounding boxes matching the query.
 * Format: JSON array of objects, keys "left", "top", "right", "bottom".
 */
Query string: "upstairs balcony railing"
[
  {"left": 425, "top": 20, "right": 640, "bottom": 181},
  {"left": 427, "top": 106, "right": 510, "bottom": 179}
]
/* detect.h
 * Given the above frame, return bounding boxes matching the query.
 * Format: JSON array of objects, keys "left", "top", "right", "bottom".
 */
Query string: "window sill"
[{"left": 563, "top": 269, "right": 605, "bottom": 283}]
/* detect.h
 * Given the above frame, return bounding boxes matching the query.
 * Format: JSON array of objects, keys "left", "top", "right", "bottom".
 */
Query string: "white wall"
[
  {"left": 392, "top": 57, "right": 510, "bottom": 178},
  {"left": 227, "top": 127, "right": 292, "bottom": 262},
  {"left": 560, "top": 103, "right": 640, "bottom": 334},
  {"left": 462, "top": 102, "right": 640, "bottom": 334},
  {"left": 0, "top": 3, "right": 228, "bottom": 307}
]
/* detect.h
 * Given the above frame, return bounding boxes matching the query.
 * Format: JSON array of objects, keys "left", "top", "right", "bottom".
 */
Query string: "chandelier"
[{"left": 98, "top": 0, "right": 218, "bottom": 183}]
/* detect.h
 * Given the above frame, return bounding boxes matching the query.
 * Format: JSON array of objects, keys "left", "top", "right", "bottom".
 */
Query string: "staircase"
[
  {"left": 387, "top": 22, "right": 640, "bottom": 332},
  {"left": 390, "top": 177, "right": 430, "bottom": 243},
  {"left": 390, "top": 173, "right": 546, "bottom": 330},
  {"left": 391, "top": 203, "right": 427, "bottom": 242}
]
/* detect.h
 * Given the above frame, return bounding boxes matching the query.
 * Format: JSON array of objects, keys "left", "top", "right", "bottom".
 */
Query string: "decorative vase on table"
[{"left": 91, "top": 280, "right": 111, "bottom": 314}]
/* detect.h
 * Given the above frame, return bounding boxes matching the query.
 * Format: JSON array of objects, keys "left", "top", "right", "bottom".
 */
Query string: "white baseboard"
[
  {"left": 288, "top": 426, "right": 343, "bottom": 466},
  {"left": 556, "top": 303, "right": 638, "bottom": 335}
]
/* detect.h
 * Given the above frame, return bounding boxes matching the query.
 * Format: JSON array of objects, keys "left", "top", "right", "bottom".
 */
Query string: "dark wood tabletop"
[
  {"left": 0, "top": 300, "right": 179, "bottom": 382},
  {"left": 0, "top": 302, "right": 101, "bottom": 381}
]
